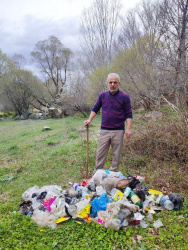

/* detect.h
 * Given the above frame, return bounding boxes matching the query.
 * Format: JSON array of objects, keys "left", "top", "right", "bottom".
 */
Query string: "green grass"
[{"left": 0, "top": 113, "right": 187, "bottom": 249}]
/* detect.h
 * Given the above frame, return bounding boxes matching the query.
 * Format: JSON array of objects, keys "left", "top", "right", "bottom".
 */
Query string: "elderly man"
[{"left": 84, "top": 73, "right": 132, "bottom": 172}]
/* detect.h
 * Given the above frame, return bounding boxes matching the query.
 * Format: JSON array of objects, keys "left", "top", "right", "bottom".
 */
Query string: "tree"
[
  {"left": 31, "top": 36, "right": 73, "bottom": 99},
  {"left": 0, "top": 49, "right": 11, "bottom": 77},
  {"left": 11, "top": 53, "right": 27, "bottom": 69},
  {"left": 86, "top": 66, "right": 113, "bottom": 106},
  {"left": 159, "top": 0, "right": 188, "bottom": 105},
  {"left": 80, "top": 0, "right": 122, "bottom": 72},
  {"left": 0, "top": 68, "right": 47, "bottom": 115}
]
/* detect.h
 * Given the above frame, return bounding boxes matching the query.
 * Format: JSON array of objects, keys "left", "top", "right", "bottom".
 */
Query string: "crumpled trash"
[
  {"left": 42, "top": 196, "right": 57, "bottom": 212},
  {"left": 104, "top": 218, "right": 121, "bottom": 231},
  {"left": 134, "top": 212, "right": 145, "bottom": 221},
  {"left": 117, "top": 196, "right": 140, "bottom": 212},
  {"left": 105, "top": 170, "right": 125, "bottom": 179},
  {"left": 22, "top": 185, "right": 62, "bottom": 202},
  {"left": 169, "top": 193, "right": 184, "bottom": 210},
  {"left": 91, "top": 169, "right": 108, "bottom": 185},
  {"left": 19, "top": 201, "right": 33, "bottom": 215},
  {"left": 140, "top": 219, "right": 148, "bottom": 228},
  {"left": 32, "top": 209, "right": 57, "bottom": 229},
  {"left": 96, "top": 185, "right": 106, "bottom": 196},
  {"left": 98, "top": 210, "right": 111, "bottom": 223},
  {"left": 107, "top": 202, "right": 120, "bottom": 217},
  {"left": 153, "top": 219, "right": 163, "bottom": 228}
]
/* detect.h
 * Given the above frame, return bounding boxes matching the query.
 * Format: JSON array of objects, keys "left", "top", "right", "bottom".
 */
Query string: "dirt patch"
[{"left": 47, "top": 142, "right": 60, "bottom": 147}]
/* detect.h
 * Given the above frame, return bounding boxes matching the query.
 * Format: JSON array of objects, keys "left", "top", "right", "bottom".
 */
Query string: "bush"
[{"left": 126, "top": 120, "right": 188, "bottom": 163}]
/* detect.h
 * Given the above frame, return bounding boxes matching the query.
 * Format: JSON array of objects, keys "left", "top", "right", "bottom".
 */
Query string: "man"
[{"left": 84, "top": 73, "right": 132, "bottom": 172}]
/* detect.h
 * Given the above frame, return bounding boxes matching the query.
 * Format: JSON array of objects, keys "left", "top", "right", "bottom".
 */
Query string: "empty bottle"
[
  {"left": 69, "top": 182, "right": 80, "bottom": 191},
  {"left": 135, "top": 176, "right": 147, "bottom": 182},
  {"left": 128, "top": 189, "right": 143, "bottom": 208},
  {"left": 123, "top": 186, "right": 131, "bottom": 197},
  {"left": 160, "top": 195, "right": 174, "bottom": 210}
]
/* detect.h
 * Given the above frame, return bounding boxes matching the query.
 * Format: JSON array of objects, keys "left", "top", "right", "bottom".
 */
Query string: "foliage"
[{"left": 87, "top": 66, "right": 113, "bottom": 106}]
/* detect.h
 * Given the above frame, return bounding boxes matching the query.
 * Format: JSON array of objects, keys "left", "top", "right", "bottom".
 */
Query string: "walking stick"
[{"left": 86, "top": 125, "right": 89, "bottom": 178}]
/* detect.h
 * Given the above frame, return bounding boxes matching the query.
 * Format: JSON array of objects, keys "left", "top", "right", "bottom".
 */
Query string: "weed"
[{"left": 69, "top": 132, "right": 78, "bottom": 139}]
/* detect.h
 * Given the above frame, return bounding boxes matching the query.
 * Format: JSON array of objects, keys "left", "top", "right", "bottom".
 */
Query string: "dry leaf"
[{"left": 136, "top": 235, "right": 143, "bottom": 242}]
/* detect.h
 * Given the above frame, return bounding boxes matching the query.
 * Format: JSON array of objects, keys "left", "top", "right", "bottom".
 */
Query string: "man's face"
[{"left": 107, "top": 77, "right": 120, "bottom": 94}]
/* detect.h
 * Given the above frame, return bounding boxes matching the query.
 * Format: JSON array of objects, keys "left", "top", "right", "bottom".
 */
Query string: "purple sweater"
[{"left": 92, "top": 89, "right": 132, "bottom": 130}]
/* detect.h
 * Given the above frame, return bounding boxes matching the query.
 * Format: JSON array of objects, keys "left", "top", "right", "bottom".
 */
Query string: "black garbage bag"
[
  {"left": 134, "top": 183, "right": 149, "bottom": 196},
  {"left": 128, "top": 176, "right": 140, "bottom": 189},
  {"left": 19, "top": 201, "right": 33, "bottom": 215},
  {"left": 169, "top": 193, "right": 184, "bottom": 210}
]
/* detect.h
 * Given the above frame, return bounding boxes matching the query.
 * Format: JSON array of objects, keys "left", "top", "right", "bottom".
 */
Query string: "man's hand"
[
  {"left": 125, "top": 129, "right": 131, "bottom": 138},
  {"left": 84, "top": 119, "right": 91, "bottom": 127},
  {"left": 84, "top": 111, "right": 97, "bottom": 127}
]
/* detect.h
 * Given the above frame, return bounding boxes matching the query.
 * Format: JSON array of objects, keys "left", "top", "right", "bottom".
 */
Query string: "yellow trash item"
[
  {"left": 113, "top": 190, "right": 124, "bottom": 201},
  {"left": 76, "top": 203, "right": 91, "bottom": 219},
  {"left": 148, "top": 189, "right": 162, "bottom": 195},
  {"left": 56, "top": 217, "right": 70, "bottom": 224},
  {"left": 76, "top": 203, "right": 92, "bottom": 223}
]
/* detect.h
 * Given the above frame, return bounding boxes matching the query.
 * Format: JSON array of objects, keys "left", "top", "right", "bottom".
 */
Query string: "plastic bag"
[
  {"left": 90, "top": 193, "right": 108, "bottom": 218},
  {"left": 105, "top": 218, "right": 121, "bottom": 231},
  {"left": 96, "top": 186, "right": 106, "bottom": 196},
  {"left": 105, "top": 170, "right": 125, "bottom": 179},
  {"left": 76, "top": 203, "right": 91, "bottom": 223},
  {"left": 107, "top": 202, "right": 120, "bottom": 217},
  {"left": 91, "top": 169, "right": 108, "bottom": 185},
  {"left": 117, "top": 196, "right": 140, "bottom": 212},
  {"left": 97, "top": 210, "right": 111, "bottom": 222},
  {"left": 22, "top": 186, "right": 40, "bottom": 201},
  {"left": 140, "top": 219, "right": 148, "bottom": 228},
  {"left": 32, "top": 209, "right": 57, "bottom": 229},
  {"left": 153, "top": 219, "right": 163, "bottom": 228},
  {"left": 169, "top": 193, "right": 184, "bottom": 210},
  {"left": 116, "top": 208, "right": 131, "bottom": 220}
]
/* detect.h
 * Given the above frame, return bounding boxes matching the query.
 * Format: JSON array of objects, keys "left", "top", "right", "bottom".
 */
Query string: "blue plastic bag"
[{"left": 90, "top": 193, "right": 108, "bottom": 217}]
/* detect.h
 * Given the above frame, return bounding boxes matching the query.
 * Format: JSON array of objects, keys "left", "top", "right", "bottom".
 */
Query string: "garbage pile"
[{"left": 19, "top": 170, "right": 184, "bottom": 230}]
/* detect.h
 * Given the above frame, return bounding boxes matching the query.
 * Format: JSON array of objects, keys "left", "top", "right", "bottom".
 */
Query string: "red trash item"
[{"left": 80, "top": 179, "right": 91, "bottom": 186}]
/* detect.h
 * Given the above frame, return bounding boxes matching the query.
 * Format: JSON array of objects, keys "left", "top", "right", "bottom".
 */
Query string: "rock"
[
  {"left": 22, "top": 110, "right": 32, "bottom": 120},
  {"left": 48, "top": 107, "right": 62, "bottom": 118},
  {"left": 43, "top": 126, "right": 51, "bottom": 130}
]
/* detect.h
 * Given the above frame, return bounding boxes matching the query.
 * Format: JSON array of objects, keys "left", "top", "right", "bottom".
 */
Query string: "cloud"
[{"left": 0, "top": 15, "right": 80, "bottom": 70}]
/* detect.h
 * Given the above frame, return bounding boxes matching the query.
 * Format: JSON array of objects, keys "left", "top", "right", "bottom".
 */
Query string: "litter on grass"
[{"left": 18, "top": 169, "right": 184, "bottom": 230}]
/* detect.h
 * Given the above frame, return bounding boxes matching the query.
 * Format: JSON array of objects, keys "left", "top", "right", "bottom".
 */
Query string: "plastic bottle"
[
  {"left": 69, "top": 182, "right": 80, "bottom": 191},
  {"left": 160, "top": 195, "right": 174, "bottom": 210},
  {"left": 110, "top": 188, "right": 124, "bottom": 201},
  {"left": 128, "top": 189, "right": 143, "bottom": 208},
  {"left": 143, "top": 200, "right": 150, "bottom": 211},
  {"left": 123, "top": 186, "right": 131, "bottom": 197},
  {"left": 135, "top": 176, "right": 147, "bottom": 182}
]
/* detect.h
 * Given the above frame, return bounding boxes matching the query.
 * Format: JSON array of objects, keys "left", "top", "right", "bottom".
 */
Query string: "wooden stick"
[{"left": 86, "top": 125, "right": 89, "bottom": 178}]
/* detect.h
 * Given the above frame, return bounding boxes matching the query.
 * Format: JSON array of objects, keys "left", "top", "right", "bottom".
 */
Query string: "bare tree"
[
  {"left": 80, "top": 0, "right": 122, "bottom": 71},
  {"left": 31, "top": 36, "right": 73, "bottom": 99},
  {"left": 11, "top": 53, "right": 27, "bottom": 69},
  {"left": 159, "top": 0, "right": 188, "bottom": 106}
]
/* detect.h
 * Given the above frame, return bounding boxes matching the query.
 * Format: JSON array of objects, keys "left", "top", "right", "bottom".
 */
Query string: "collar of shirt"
[{"left": 109, "top": 89, "right": 119, "bottom": 96}]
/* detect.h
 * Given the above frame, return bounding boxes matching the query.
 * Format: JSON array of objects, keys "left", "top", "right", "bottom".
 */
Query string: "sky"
[{"left": 0, "top": 0, "right": 141, "bottom": 72}]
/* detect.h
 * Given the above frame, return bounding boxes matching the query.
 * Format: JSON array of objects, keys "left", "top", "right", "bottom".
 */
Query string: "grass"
[{"left": 0, "top": 112, "right": 187, "bottom": 249}]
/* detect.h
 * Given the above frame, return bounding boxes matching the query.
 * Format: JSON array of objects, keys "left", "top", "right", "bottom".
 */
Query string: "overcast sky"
[{"left": 0, "top": 0, "right": 141, "bottom": 72}]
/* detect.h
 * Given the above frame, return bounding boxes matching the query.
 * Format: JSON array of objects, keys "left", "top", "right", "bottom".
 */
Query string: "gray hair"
[{"left": 107, "top": 73, "right": 120, "bottom": 82}]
